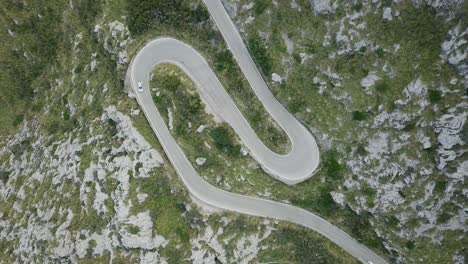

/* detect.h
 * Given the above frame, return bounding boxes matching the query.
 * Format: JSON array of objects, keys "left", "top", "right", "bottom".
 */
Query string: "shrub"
[
  {"left": 214, "top": 49, "right": 235, "bottom": 72},
  {"left": 126, "top": 0, "right": 209, "bottom": 35},
  {"left": 0, "top": 1, "right": 66, "bottom": 135},
  {"left": 356, "top": 145, "right": 367, "bottom": 156},
  {"left": 254, "top": 0, "right": 269, "bottom": 16},
  {"left": 0, "top": 171, "right": 10, "bottom": 184},
  {"left": 343, "top": 207, "right": 383, "bottom": 249},
  {"left": 209, "top": 126, "right": 240, "bottom": 157},
  {"left": 322, "top": 151, "right": 343, "bottom": 181},
  {"left": 437, "top": 212, "right": 452, "bottom": 224},
  {"left": 315, "top": 189, "right": 337, "bottom": 216},
  {"left": 428, "top": 89, "right": 442, "bottom": 103},
  {"left": 272, "top": 227, "right": 337, "bottom": 263},
  {"left": 158, "top": 74, "right": 181, "bottom": 92},
  {"left": 375, "top": 80, "right": 389, "bottom": 92},
  {"left": 352, "top": 111, "right": 367, "bottom": 121},
  {"left": 434, "top": 179, "right": 447, "bottom": 193},
  {"left": 291, "top": 186, "right": 337, "bottom": 217},
  {"left": 375, "top": 47, "right": 385, "bottom": 58},
  {"left": 247, "top": 34, "right": 272, "bottom": 75},
  {"left": 377, "top": 5, "right": 447, "bottom": 65},
  {"left": 353, "top": 2, "right": 363, "bottom": 12},
  {"left": 127, "top": 225, "right": 140, "bottom": 235},
  {"left": 77, "top": 0, "right": 102, "bottom": 29},
  {"left": 405, "top": 240, "right": 415, "bottom": 250}
]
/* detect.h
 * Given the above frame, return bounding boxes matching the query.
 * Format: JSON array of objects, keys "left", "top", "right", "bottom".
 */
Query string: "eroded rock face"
[
  {"left": 101, "top": 106, "right": 163, "bottom": 176},
  {"left": 120, "top": 212, "right": 168, "bottom": 250},
  {"left": 361, "top": 71, "right": 380, "bottom": 91},
  {"left": 433, "top": 107, "right": 467, "bottom": 170},
  {"left": 415, "top": 0, "right": 465, "bottom": 17},
  {"left": 94, "top": 20, "right": 132, "bottom": 66},
  {"left": 441, "top": 24, "right": 468, "bottom": 82},
  {"left": 434, "top": 112, "right": 466, "bottom": 150},
  {"left": 190, "top": 217, "right": 273, "bottom": 264},
  {"left": 309, "top": 0, "right": 334, "bottom": 15},
  {"left": 0, "top": 106, "right": 167, "bottom": 263}
]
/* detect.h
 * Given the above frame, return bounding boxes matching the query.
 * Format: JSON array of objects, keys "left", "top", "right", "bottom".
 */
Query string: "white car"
[{"left": 137, "top": 81, "right": 143, "bottom": 92}]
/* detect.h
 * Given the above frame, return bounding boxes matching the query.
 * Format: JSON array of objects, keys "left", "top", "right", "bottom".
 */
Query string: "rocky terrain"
[
  {"left": 0, "top": 0, "right": 356, "bottom": 263},
  {"left": 0, "top": 0, "right": 466, "bottom": 263},
  {"left": 219, "top": 0, "right": 467, "bottom": 263}
]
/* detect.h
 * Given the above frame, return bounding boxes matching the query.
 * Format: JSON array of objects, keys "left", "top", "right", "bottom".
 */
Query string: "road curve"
[{"left": 126, "top": 2, "right": 389, "bottom": 264}]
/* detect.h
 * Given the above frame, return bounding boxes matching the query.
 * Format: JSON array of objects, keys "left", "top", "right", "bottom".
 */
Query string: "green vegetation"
[
  {"left": 375, "top": 80, "right": 389, "bottom": 93},
  {"left": 210, "top": 126, "right": 241, "bottom": 157},
  {"left": 125, "top": 0, "right": 289, "bottom": 154},
  {"left": 259, "top": 224, "right": 358, "bottom": 264},
  {"left": 322, "top": 151, "right": 344, "bottom": 182},
  {"left": 127, "top": 0, "right": 209, "bottom": 35},
  {"left": 0, "top": 0, "right": 66, "bottom": 136},
  {"left": 254, "top": 0, "right": 269, "bottom": 16},
  {"left": 150, "top": 62, "right": 389, "bottom": 259},
  {"left": 383, "top": 5, "right": 446, "bottom": 64},
  {"left": 233, "top": 1, "right": 465, "bottom": 262},
  {"left": 428, "top": 89, "right": 443, "bottom": 103},
  {"left": 1, "top": 0, "right": 464, "bottom": 263},
  {"left": 247, "top": 34, "right": 272, "bottom": 75},
  {"left": 127, "top": 225, "right": 140, "bottom": 235},
  {"left": 352, "top": 111, "right": 368, "bottom": 121}
]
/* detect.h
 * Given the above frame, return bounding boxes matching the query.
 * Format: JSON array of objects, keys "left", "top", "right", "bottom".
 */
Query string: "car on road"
[{"left": 137, "top": 81, "right": 143, "bottom": 92}]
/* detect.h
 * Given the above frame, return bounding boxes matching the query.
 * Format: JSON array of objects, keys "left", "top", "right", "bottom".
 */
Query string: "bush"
[
  {"left": 214, "top": 49, "right": 235, "bottom": 72},
  {"left": 377, "top": 5, "right": 447, "bottom": 65},
  {"left": 127, "top": 225, "right": 140, "bottom": 235},
  {"left": 0, "top": 171, "right": 10, "bottom": 184},
  {"left": 247, "top": 34, "right": 272, "bottom": 75},
  {"left": 254, "top": 0, "right": 269, "bottom": 16},
  {"left": 174, "top": 90, "right": 202, "bottom": 118},
  {"left": 356, "top": 145, "right": 367, "bottom": 156},
  {"left": 437, "top": 211, "right": 452, "bottom": 224},
  {"left": 352, "top": 111, "right": 367, "bottom": 121},
  {"left": 322, "top": 151, "right": 343, "bottom": 181},
  {"left": 375, "top": 80, "right": 389, "bottom": 92},
  {"left": 77, "top": 0, "right": 102, "bottom": 29},
  {"left": 271, "top": 227, "right": 337, "bottom": 263},
  {"left": 434, "top": 179, "right": 447, "bottom": 193},
  {"left": 209, "top": 126, "right": 240, "bottom": 157},
  {"left": 428, "top": 89, "right": 442, "bottom": 103},
  {"left": 353, "top": 2, "right": 363, "bottom": 11},
  {"left": 0, "top": 1, "right": 67, "bottom": 135},
  {"left": 316, "top": 189, "right": 337, "bottom": 216},
  {"left": 343, "top": 207, "right": 384, "bottom": 249},
  {"left": 405, "top": 240, "right": 415, "bottom": 250},
  {"left": 126, "top": 0, "right": 209, "bottom": 35},
  {"left": 157, "top": 74, "right": 181, "bottom": 92},
  {"left": 287, "top": 95, "right": 305, "bottom": 113},
  {"left": 375, "top": 47, "right": 384, "bottom": 58}
]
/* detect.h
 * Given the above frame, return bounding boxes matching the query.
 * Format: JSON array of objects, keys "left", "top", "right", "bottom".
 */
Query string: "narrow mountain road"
[{"left": 126, "top": 1, "right": 389, "bottom": 263}]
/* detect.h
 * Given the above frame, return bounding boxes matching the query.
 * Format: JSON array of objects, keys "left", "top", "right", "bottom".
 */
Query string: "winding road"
[{"left": 126, "top": 0, "right": 388, "bottom": 263}]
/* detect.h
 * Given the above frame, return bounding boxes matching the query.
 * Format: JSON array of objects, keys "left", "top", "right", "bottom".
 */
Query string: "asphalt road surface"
[{"left": 126, "top": 1, "right": 389, "bottom": 263}]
